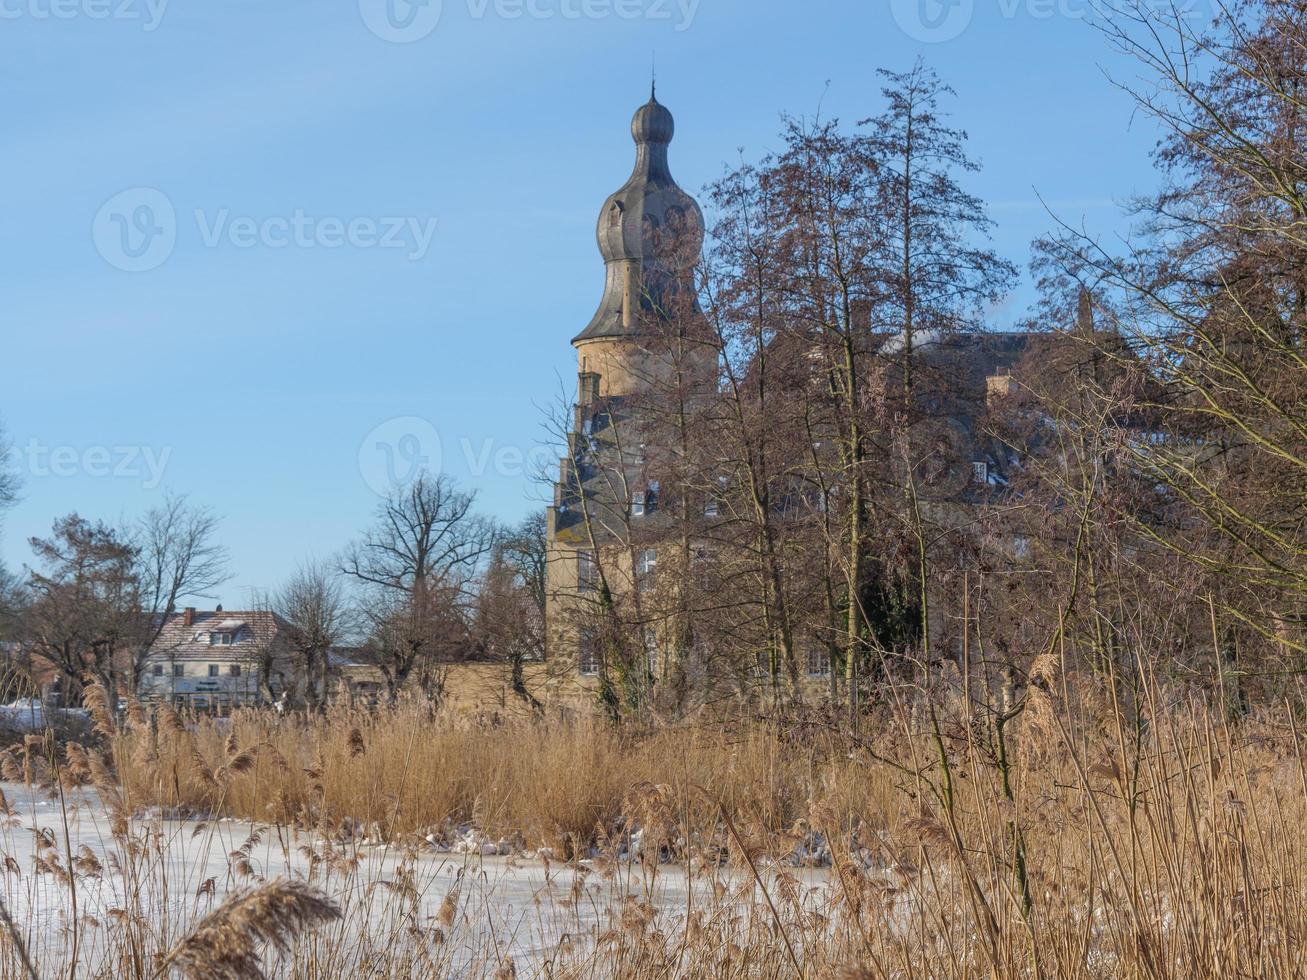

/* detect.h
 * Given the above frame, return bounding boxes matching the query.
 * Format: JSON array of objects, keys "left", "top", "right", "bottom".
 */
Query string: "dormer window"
[
  {"left": 209, "top": 632, "right": 234, "bottom": 646},
  {"left": 972, "top": 461, "right": 989, "bottom": 484},
  {"left": 632, "top": 491, "right": 646, "bottom": 517}
]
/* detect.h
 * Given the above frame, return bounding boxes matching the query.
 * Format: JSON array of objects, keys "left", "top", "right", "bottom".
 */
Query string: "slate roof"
[
  {"left": 574, "top": 89, "right": 706, "bottom": 344},
  {"left": 146, "top": 610, "right": 289, "bottom": 663}
]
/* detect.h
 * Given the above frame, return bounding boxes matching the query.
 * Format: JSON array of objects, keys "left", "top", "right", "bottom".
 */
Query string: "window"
[
  {"left": 173, "top": 664, "right": 185, "bottom": 678},
  {"left": 152, "top": 664, "right": 163, "bottom": 677},
  {"left": 229, "top": 664, "right": 242, "bottom": 678},
  {"left": 208, "top": 664, "right": 220, "bottom": 678},
  {"left": 577, "top": 551, "right": 597, "bottom": 592},
  {"left": 642, "top": 629, "right": 659, "bottom": 666},
  {"left": 972, "top": 461, "right": 989, "bottom": 484},
  {"left": 208, "top": 632, "right": 233, "bottom": 646},
  {"left": 807, "top": 646, "right": 832, "bottom": 677},
  {"left": 631, "top": 491, "right": 646, "bottom": 517},
  {"left": 636, "top": 549, "right": 657, "bottom": 591},
  {"left": 707, "top": 474, "right": 729, "bottom": 517},
  {"left": 578, "top": 632, "right": 600, "bottom": 676}
]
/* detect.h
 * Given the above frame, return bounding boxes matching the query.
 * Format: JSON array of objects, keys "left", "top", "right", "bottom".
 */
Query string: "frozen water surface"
[{"left": 0, "top": 782, "right": 834, "bottom": 975}]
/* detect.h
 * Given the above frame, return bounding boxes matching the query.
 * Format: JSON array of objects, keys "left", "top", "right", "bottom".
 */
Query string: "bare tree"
[
  {"left": 0, "top": 418, "right": 17, "bottom": 520},
  {"left": 862, "top": 61, "right": 1017, "bottom": 665},
  {"left": 0, "top": 420, "right": 20, "bottom": 624},
  {"left": 127, "top": 494, "right": 229, "bottom": 693},
  {"left": 677, "top": 70, "right": 1013, "bottom": 716},
  {"left": 0, "top": 566, "right": 30, "bottom": 699},
  {"left": 1037, "top": 0, "right": 1307, "bottom": 684},
  {"left": 24, "top": 515, "right": 138, "bottom": 698},
  {"left": 245, "top": 589, "right": 292, "bottom": 707},
  {"left": 343, "top": 474, "right": 494, "bottom": 703},
  {"left": 473, "top": 525, "right": 546, "bottom": 712},
  {"left": 499, "top": 511, "right": 549, "bottom": 640},
  {"left": 276, "top": 560, "right": 352, "bottom": 711},
  {"left": 696, "top": 159, "right": 815, "bottom": 703}
]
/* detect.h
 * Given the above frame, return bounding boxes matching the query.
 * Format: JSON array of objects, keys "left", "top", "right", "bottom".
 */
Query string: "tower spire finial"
[{"left": 651, "top": 51, "right": 657, "bottom": 100}]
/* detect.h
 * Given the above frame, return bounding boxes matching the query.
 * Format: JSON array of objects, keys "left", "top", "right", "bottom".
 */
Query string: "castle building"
[
  {"left": 544, "top": 91, "right": 1135, "bottom": 703},
  {"left": 545, "top": 88, "right": 715, "bottom": 688}
]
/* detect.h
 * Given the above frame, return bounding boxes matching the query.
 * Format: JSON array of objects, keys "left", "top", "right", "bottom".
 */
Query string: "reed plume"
[{"left": 159, "top": 879, "right": 341, "bottom": 980}]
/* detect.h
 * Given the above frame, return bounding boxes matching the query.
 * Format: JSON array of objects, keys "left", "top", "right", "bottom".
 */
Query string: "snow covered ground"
[
  {"left": 0, "top": 782, "right": 835, "bottom": 976},
  {"left": 0, "top": 702, "right": 87, "bottom": 735}
]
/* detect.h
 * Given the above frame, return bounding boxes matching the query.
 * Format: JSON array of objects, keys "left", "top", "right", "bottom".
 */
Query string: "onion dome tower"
[{"left": 572, "top": 86, "right": 708, "bottom": 398}]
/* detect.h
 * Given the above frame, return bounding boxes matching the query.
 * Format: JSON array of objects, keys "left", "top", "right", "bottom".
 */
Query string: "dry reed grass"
[
  {"left": 0, "top": 665, "right": 1301, "bottom": 978},
  {"left": 113, "top": 701, "right": 890, "bottom": 856}
]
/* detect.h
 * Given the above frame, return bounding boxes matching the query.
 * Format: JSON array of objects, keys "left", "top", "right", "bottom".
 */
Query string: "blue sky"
[{"left": 1, "top": 0, "right": 1173, "bottom": 601}]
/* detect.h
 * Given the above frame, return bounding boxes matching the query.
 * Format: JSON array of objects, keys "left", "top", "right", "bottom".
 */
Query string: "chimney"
[
  {"left": 182, "top": 607, "right": 196, "bottom": 627},
  {"left": 986, "top": 370, "right": 1017, "bottom": 405}
]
